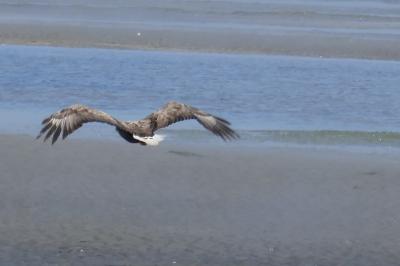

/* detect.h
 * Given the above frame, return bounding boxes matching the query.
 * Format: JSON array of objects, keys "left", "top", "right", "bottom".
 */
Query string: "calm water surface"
[{"left": 0, "top": 45, "right": 399, "bottom": 148}]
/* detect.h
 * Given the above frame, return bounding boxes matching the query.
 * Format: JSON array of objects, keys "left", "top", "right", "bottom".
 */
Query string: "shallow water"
[{"left": 0, "top": 44, "right": 399, "bottom": 148}]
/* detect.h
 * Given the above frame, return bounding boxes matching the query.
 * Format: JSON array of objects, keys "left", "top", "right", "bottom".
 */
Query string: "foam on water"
[{"left": 161, "top": 129, "right": 400, "bottom": 149}]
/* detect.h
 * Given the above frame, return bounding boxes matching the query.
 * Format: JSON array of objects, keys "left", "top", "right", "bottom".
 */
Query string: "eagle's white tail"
[{"left": 133, "top": 134, "right": 165, "bottom": 146}]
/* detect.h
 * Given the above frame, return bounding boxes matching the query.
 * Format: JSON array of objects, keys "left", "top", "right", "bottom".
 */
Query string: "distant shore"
[
  {"left": 1, "top": 134, "right": 400, "bottom": 265},
  {"left": 1, "top": 22, "right": 400, "bottom": 61},
  {"left": 1, "top": 0, "right": 400, "bottom": 60}
]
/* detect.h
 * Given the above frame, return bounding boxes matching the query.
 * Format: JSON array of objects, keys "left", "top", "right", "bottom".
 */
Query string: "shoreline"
[
  {"left": 3, "top": 127, "right": 400, "bottom": 155},
  {"left": 3, "top": 41, "right": 400, "bottom": 64}
]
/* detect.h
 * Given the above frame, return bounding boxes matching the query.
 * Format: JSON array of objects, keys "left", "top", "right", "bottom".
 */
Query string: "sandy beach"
[
  {"left": 1, "top": 0, "right": 400, "bottom": 60},
  {"left": 1, "top": 134, "right": 399, "bottom": 265}
]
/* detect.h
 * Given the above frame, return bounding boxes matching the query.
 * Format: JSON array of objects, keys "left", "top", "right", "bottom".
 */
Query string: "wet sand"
[
  {"left": 1, "top": 134, "right": 400, "bottom": 265},
  {"left": 1, "top": 0, "right": 400, "bottom": 60}
]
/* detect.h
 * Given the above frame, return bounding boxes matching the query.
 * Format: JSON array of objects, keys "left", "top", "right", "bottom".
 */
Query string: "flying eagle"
[{"left": 37, "top": 101, "right": 239, "bottom": 145}]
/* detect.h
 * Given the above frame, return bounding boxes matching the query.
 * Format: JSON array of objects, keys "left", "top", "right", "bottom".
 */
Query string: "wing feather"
[
  {"left": 37, "top": 104, "right": 129, "bottom": 144},
  {"left": 148, "top": 101, "right": 239, "bottom": 141}
]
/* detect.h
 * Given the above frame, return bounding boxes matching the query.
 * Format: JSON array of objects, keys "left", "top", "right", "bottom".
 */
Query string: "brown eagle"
[{"left": 37, "top": 101, "right": 239, "bottom": 145}]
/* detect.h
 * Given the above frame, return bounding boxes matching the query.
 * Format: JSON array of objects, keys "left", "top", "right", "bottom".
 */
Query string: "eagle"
[{"left": 37, "top": 101, "right": 239, "bottom": 146}]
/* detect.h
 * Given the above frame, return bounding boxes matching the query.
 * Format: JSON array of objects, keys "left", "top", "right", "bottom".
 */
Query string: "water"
[{"left": 1, "top": 44, "right": 399, "bottom": 148}]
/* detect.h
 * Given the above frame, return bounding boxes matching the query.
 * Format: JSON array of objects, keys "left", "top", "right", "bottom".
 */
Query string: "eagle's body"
[{"left": 37, "top": 101, "right": 239, "bottom": 145}]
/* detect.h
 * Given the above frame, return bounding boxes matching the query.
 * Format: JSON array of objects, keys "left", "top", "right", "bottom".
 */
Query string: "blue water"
[{"left": 1, "top": 44, "right": 400, "bottom": 148}]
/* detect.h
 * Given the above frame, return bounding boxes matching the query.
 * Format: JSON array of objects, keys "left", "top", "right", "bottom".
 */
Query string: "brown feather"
[
  {"left": 37, "top": 104, "right": 130, "bottom": 144},
  {"left": 142, "top": 101, "right": 239, "bottom": 141}
]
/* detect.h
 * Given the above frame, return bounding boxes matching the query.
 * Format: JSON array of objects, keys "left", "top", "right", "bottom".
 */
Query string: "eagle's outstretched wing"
[
  {"left": 37, "top": 104, "right": 129, "bottom": 144},
  {"left": 146, "top": 101, "right": 239, "bottom": 140}
]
